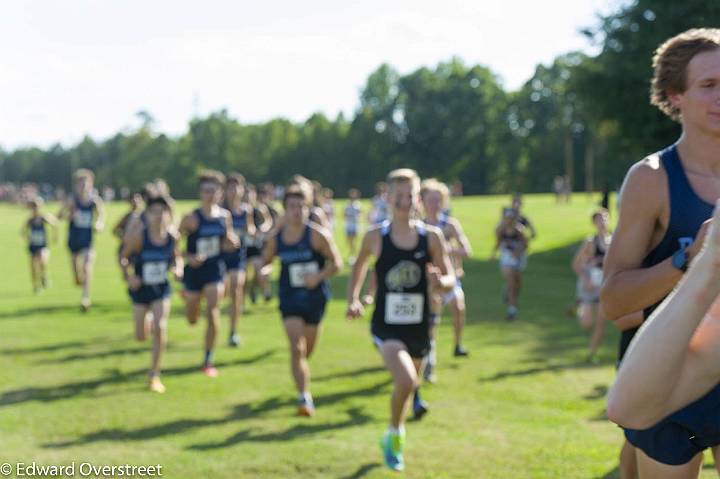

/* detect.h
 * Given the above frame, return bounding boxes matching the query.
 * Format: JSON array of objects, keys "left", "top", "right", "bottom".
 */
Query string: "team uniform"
[
  {"left": 427, "top": 214, "right": 464, "bottom": 307},
  {"left": 371, "top": 222, "right": 431, "bottom": 359},
  {"left": 68, "top": 197, "right": 97, "bottom": 253},
  {"left": 498, "top": 228, "right": 527, "bottom": 271},
  {"left": 577, "top": 235, "right": 608, "bottom": 304},
  {"left": 27, "top": 217, "right": 48, "bottom": 256},
  {"left": 129, "top": 229, "right": 174, "bottom": 305},
  {"left": 277, "top": 224, "right": 330, "bottom": 324},
  {"left": 245, "top": 208, "right": 263, "bottom": 260},
  {"left": 371, "top": 197, "right": 389, "bottom": 225},
  {"left": 621, "top": 144, "right": 720, "bottom": 465},
  {"left": 345, "top": 201, "right": 361, "bottom": 237},
  {"left": 223, "top": 206, "right": 248, "bottom": 272},
  {"left": 183, "top": 209, "right": 227, "bottom": 292}
]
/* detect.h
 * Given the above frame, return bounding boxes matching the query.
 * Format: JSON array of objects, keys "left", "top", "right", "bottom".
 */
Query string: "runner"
[
  {"left": 120, "top": 196, "right": 183, "bottom": 393},
  {"left": 113, "top": 191, "right": 144, "bottom": 262},
  {"left": 492, "top": 211, "right": 528, "bottom": 320},
  {"left": 223, "top": 173, "right": 255, "bottom": 347},
  {"left": 57, "top": 169, "right": 105, "bottom": 311},
  {"left": 246, "top": 184, "right": 274, "bottom": 305},
  {"left": 601, "top": 28, "right": 720, "bottom": 478},
  {"left": 347, "top": 168, "right": 455, "bottom": 472},
  {"left": 571, "top": 208, "right": 610, "bottom": 363},
  {"left": 179, "top": 170, "right": 239, "bottom": 377},
  {"left": 420, "top": 178, "right": 472, "bottom": 384},
  {"left": 344, "top": 188, "right": 362, "bottom": 264},
  {"left": 260, "top": 184, "right": 342, "bottom": 416},
  {"left": 22, "top": 197, "right": 57, "bottom": 293}
]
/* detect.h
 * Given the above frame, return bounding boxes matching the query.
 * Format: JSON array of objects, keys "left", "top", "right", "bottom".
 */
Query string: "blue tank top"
[
  {"left": 277, "top": 224, "right": 329, "bottom": 302},
  {"left": 620, "top": 144, "right": 715, "bottom": 353},
  {"left": 227, "top": 205, "right": 248, "bottom": 250},
  {"left": 29, "top": 217, "right": 47, "bottom": 248},
  {"left": 69, "top": 197, "right": 95, "bottom": 241},
  {"left": 135, "top": 229, "right": 174, "bottom": 287},
  {"left": 186, "top": 208, "right": 226, "bottom": 265}
]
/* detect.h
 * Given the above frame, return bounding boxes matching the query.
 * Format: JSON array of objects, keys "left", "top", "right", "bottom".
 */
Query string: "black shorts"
[
  {"left": 246, "top": 246, "right": 261, "bottom": 259},
  {"left": 371, "top": 325, "right": 430, "bottom": 359},
  {"left": 280, "top": 298, "right": 327, "bottom": 325},
  {"left": 129, "top": 283, "right": 171, "bottom": 305}
]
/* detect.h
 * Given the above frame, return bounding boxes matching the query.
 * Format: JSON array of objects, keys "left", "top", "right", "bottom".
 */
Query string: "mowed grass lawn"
[{"left": 1, "top": 194, "right": 716, "bottom": 478}]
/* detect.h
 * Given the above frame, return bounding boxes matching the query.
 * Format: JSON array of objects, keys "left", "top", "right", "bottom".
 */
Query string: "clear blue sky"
[{"left": 0, "top": 0, "right": 622, "bottom": 150}]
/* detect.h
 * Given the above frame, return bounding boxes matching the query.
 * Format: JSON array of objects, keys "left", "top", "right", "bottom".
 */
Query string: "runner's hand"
[{"left": 346, "top": 299, "right": 365, "bottom": 320}]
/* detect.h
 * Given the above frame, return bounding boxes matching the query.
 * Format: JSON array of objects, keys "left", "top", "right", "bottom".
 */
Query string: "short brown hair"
[
  {"left": 73, "top": 168, "right": 95, "bottom": 182},
  {"left": 592, "top": 208, "right": 609, "bottom": 222},
  {"left": 651, "top": 28, "right": 720, "bottom": 120},
  {"left": 283, "top": 184, "right": 309, "bottom": 207},
  {"left": 226, "top": 173, "right": 246, "bottom": 188},
  {"left": 197, "top": 169, "right": 225, "bottom": 186},
  {"left": 387, "top": 168, "right": 420, "bottom": 195}
]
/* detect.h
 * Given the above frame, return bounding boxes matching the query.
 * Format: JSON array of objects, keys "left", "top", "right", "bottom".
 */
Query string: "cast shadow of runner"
[{"left": 1, "top": 350, "right": 276, "bottom": 408}]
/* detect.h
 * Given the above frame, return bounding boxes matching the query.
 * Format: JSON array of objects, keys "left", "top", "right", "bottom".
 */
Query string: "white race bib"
[
  {"left": 30, "top": 230, "right": 45, "bottom": 246},
  {"left": 73, "top": 210, "right": 93, "bottom": 228},
  {"left": 289, "top": 261, "right": 319, "bottom": 288},
  {"left": 385, "top": 293, "right": 424, "bottom": 325},
  {"left": 197, "top": 237, "right": 220, "bottom": 258},
  {"left": 589, "top": 267, "right": 604, "bottom": 288},
  {"left": 142, "top": 261, "right": 168, "bottom": 285}
]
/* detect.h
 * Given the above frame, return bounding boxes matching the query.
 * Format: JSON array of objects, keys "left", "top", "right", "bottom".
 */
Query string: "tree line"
[{"left": 1, "top": 0, "right": 717, "bottom": 198}]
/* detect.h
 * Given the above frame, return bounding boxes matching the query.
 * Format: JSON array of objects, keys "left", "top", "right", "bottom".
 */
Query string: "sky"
[{"left": 0, "top": 0, "right": 623, "bottom": 150}]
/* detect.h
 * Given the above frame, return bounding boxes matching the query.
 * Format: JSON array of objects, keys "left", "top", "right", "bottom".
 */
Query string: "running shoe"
[
  {"left": 380, "top": 431, "right": 405, "bottom": 472},
  {"left": 228, "top": 333, "right": 241, "bottom": 348},
  {"left": 454, "top": 345, "right": 469, "bottom": 357},
  {"left": 297, "top": 397, "right": 315, "bottom": 417},
  {"left": 148, "top": 376, "right": 166, "bottom": 393},
  {"left": 202, "top": 365, "right": 219, "bottom": 378}
]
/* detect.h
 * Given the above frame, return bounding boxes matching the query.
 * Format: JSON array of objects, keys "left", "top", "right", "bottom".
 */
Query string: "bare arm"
[
  {"left": 612, "top": 311, "right": 645, "bottom": 332},
  {"left": 427, "top": 227, "right": 456, "bottom": 291},
  {"left": 600, "top": 159, "right": 696, "bottom": 320},
  {"left": 310, "top": 226, "right": 343, "bottom": 281},
  {"left": 57, "top": 199, "right": 72, "bottom": 220},
  {"left": 119, "top": 231, "right": 143, "bottom": 283},
  {"left": 572, "top": 240, "right": 593, "bottom": 277},
  {"left": 448, "top": 219, "right": 472, "bottom": 258},
  {"left": 245, "top": 205, "right": 256, "bottom": 237},
  {"left": 94, "top": 198, "right": 106, "bottom": 231},
  {"left": 608, "top": 204, "right": 720, "bottom": 429},
  {"left": 346, "top": 229, "right": 379, "bottom": 319}
]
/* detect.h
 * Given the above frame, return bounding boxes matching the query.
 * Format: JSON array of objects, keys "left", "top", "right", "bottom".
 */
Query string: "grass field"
[{"left": 0, "top": 194, "right": 716, "bottom": 478}]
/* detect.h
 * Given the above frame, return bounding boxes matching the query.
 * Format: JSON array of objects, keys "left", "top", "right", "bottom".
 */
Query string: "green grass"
[{"left": 0, "top": 194, "right": 715, "bottom": 478}]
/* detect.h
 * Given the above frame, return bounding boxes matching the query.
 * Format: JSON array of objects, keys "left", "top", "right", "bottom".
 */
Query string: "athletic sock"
[{"left": 203, "top": 350, "right": 213, "bottom": 367}]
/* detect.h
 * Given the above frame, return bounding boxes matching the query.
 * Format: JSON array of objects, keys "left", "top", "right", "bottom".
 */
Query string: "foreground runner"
[
  {"left": 179, "top": 170, "right": 239, "bottom": 377},
  {"left": 601, "top": 28, "right": 720, "bottom": 478},
  {"left": 347, "top": 168, "right": 454, "bottom": 471},
  {"left": 121, "top": 196, "right": 183, "bottom": 393},
  {"left": 57, "top": 169, "right": 105, "bottom": 311},
  {"left": 260, "top": 184, "right": 342, "bottom": 416},
  {"left": 22, "top": 198, "right": 57, "bottom": 292},
  {"left": 420, "top": 179, "right": 472, "bottom": 382},
  {"left": 571, "top": 208, "right": 610, "bottom": 363},
  {"left": 223, "top": 173, "right": 255, "bottom": 347}
]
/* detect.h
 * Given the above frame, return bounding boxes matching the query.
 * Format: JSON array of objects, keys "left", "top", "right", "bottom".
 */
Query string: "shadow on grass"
[
  {"left": 339, "top": 463, "right": 382, "bottom": 479},
  {"left": 0, "top": 350, "right": 277, "bottom": 408},
  {"left": 596, "top": 465, "right": 619, "bottom": 479},
  {"left": 187, "top": 406, "right": 373, "bottom": 450},
  {"left": 584, "top": 384, "right": 609, "bottom": 401},
  {"left": 478, "top": 358, "right": 612, "bottom": 383},
  {"left": 0, "top": 302, "right": 122, "bottom": 320},
  {"left": 313, "top": 365, "right": 385, "bottom": 382},
  {"left": 43, "top": 379, "right": 389, "bottom": 449},
  {"left": 1, "top": 340, "right": 87, "bottom": 355}
]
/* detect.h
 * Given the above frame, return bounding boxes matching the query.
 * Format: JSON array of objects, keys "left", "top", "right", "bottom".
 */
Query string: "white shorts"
[
  {"left": 442, "top": 281, "right": 464, "bottom": 305},
  {"left": 500, "top": 249, "right": 527, "bottom": 271}
]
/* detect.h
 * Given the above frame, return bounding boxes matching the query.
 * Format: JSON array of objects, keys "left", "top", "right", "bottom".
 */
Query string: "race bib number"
[
  {"left": 289, "top": 261, "right": 319, "bottom": 288},
  {"left": 73, "top": 210, "right": 93, "bottom": 228},
  {"left": 385, "top": 293, "right": 424, "bottom": 325},
  {"left": 142, "top": 261, "right": 168, "bottom": 285},
  {"left": 197, "top": 237, "right": 220, "bottom": 258},
  {"left": 589, "top": 267, "right": 604, "bottom": 288},
  {"left": 30, "top": 230, "right": 45, "bottom": 246}
]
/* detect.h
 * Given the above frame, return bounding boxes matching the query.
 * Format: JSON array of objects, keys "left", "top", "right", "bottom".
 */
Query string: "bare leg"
[
  {"left": 133, "top": 304, "right": 150, "bottom": 341},
  {"left": 636, "top": 448, "right": 702, "bottom": 479},
  {"left": 149, "top": 298, "right": 170, "bottom": 376},
  {"left": 284, "top": 318, "right": 310, "bottom": 395},
  {"left": 227, "top": 269, "right": 246, "bottom": 341},
  {"left": 379, "top": 340, "right": 420, "bottom": 428},
  {"left": 450, "top": 289, "right": 466, "bottom": 349},
  {"left": 589, "top": 305, "right": 606, "bottom": 357},
  {"left": 619, "top": 439, "right": 638, "bottom": 479},
  {"left": 203, "top": 282, "right": 224, "bottom": 362},
  {"left": 185, "top": 291, "right": 202, "bottom": 325}
]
